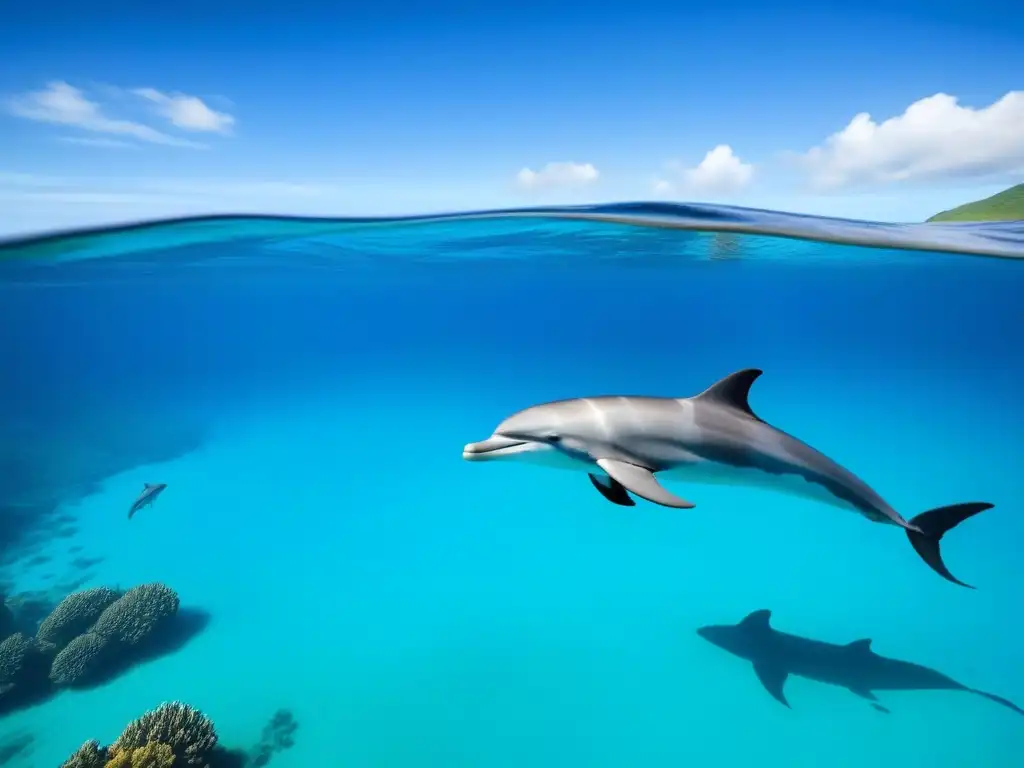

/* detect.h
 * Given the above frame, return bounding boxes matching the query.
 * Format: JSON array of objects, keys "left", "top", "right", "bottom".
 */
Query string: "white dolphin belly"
[
  {"left": 499, "top": 442, "right": 861, "bottom": 517},
  {"left": 657, "top": 459, "right": 858, "bottom": 514}
]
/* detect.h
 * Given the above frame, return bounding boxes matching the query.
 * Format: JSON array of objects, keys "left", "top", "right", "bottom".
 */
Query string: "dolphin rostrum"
[
  {"left": 462, "top": 368, "right": 995, "bottom": 587},
  {"left": 697, "top": 609, "right": 1024, "bottom": 717},
  {"left": 128, "top": 482, "right": 167, "bottom": 519}
]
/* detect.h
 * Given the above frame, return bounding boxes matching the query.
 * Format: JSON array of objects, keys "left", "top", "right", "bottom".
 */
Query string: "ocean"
[{"left": 1, "top": 203, "right": 1022, "bottom": 767}]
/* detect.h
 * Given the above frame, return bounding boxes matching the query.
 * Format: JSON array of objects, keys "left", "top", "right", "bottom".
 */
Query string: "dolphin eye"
[{"left": 547, "top": 433, "right": 562, "bottom": 443}]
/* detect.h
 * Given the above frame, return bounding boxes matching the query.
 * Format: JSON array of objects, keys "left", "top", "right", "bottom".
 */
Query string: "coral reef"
[
  {"left": 49, "top": 632, "right": 110, "bottom": 687},
  {"left": 92, "top": 583, "right": 180, "bottom": 647},
  {"left": 37, "top": 587, "right": 121, "bottom": 649},
  {"left": 1, "top": 581, "right": 208, "bottom": 717},
  {"left": 109, "top": 701, "right": 217, "bottom": 767},
  {"left": 60, "top": 740, "right": 107, "bottom": 768},
  {"left": 62, "top": 704, "right": 296, "bottom": 768},
  {"left": 0, "top": 632, "right": 52, "bottom": 707},
  {"left": 106, "top": 741, "right": 175, "bottom": 768}
]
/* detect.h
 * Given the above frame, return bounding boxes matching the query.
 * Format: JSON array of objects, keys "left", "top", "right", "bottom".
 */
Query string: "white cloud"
[
  {"left": 516, "top": 161, "right": 599, "bottom": 190},
  {"left": 6, "top": 81, "right": 204, "bottom": 148},
  {"left": 133, "top": 87, "right": 235, "bottom": 134},
  {"left": 654, "top": 145, "right": 754, "bottom": 197},
  {"left": 57, "top": 136, "right": 138, "bottom": 149},
  {"left": 795, "top": 91, "right": 1024, "bottom": 189}
]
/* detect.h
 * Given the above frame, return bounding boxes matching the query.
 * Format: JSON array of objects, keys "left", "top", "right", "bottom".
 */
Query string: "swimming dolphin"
[
  {"left": 128, "top": 482, "right": 167, "bottom": 519},
  {"left": 462, "top": 368, "right": 995, "bottom": 587},
  {"left": 697, "top": 609, "right": 1024, "bottom": 717}
]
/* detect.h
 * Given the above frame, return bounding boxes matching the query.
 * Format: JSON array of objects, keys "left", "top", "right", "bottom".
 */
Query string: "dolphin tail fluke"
[
  {"left": 906, "top": 502, "right": 994, "bottom": 588},
  {"left": 968, "top": 688, "right": 1024, "bottom": 717}
]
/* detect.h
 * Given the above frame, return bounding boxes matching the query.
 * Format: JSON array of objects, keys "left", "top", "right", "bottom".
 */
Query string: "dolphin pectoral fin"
[
  {"left": 596, "top": 459, "right": 695, "bottom": 509},
  {"left": 588, "top": 473, "right": 636, "bottom": 506},
  {"left": 848, "top": 684, "right": 893, "bottom": 714},
  {"left": 848, "top": 686, "right": 878, "bottom": 702},
  {"left": 752, "top": 661, "right": 790, "bottom": 708}
]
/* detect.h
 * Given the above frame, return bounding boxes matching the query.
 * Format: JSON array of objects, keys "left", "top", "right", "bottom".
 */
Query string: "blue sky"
[{"left": 1, "top": 0, "right": 1022, "bottom": 234}]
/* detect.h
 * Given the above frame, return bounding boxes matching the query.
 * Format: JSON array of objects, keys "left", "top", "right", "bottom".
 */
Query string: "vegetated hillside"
[{"left": 927, "top": 184, "right": 1024, "bottom": 222}]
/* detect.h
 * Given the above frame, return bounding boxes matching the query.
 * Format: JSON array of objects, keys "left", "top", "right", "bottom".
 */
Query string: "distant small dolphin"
[
  {"left": 128, "top": 482, "right": 167, "bottom": 519},
  {"left": 697, "top": 609, "right": 1024, "bottom": 717},
  {"left": 462, "top": 368, "right": 995, "bottom": 587}
]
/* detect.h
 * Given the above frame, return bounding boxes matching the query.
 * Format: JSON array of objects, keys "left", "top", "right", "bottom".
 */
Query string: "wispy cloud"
[
  {"left": 4, "top": 81, "right": 217, "bottom": 148},
  {"left": 516, "top": 161, "right": 599, "bottom": 190},
  {"left": 133, "top": 87, "right": 235, "bottom": 134},
  {"left": 57, "top": 136, "right": 139, "bottom": 149}
]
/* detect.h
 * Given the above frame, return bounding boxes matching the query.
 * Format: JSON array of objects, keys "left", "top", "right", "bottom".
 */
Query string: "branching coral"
[
  {"left": 0, "top": 632, "right": 50, "bottom": 701},
  {"left": 60, "top": 739, "right": 108, "bottom": 768},
  {"left": 91, "top": 584, "right": 179, "bottom": 647},
  {"left": 109, "top": 701, "right": 218, "bottom": 767},
  {"left": 104, "top": 741, "right": 175, "bottom": 768},
  {"left": 49, "top": 631, "right": 110, "bottom": 687},
  {"left": 37, "top": 587, "right": 120, "bottom": 649}
]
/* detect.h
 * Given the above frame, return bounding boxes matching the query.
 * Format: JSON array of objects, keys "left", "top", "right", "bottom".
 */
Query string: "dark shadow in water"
[
  {"left": 209, "top": 747, "right": 249, "bottom": 768},
  {"left": 243, "top": 709, "right": 298, "bottom": 768},
  {"left": 72, "top": 606, "right": 212, "bottom": 691},
  {"left": 696, "top": 609, "right": 1024, "bottom": 717},
  {"left": 55, "top": 574, "right": 94, "bottom": 594},
  {"left": 0, "top": 731, "right": 33, "bottom": 766},
  {"left": 72, "top": 555, "right": 105, "bottom": 571},
  {"left": 0, "top": 418, "right": 206, "bottom": 567},
  {"left": 3, "top": 590, "right": 57, "bottom": 636}
]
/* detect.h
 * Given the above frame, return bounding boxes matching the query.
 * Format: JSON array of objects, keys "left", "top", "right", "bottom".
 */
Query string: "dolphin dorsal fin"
[
  {"left": 738, "top": 609, "right": 772, "bottom": 630},
  {"left": 143, "top": 483, "right": 154, "bottom": 489},
  {"left": 845, "top": 638, "right": 873, "bottom": 653},
  {"left": 694, "top": 368, "right": 764, "bottom": 419}
]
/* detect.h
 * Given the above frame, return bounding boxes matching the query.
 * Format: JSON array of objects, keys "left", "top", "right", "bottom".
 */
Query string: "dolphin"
[
  {"left": 462, "top": 368, "right": 995, "bottom": 588},
  {"left": 697, "top": 609, "right": 1024, "bottom": 717},
  {"left": 128, "top": 482, "right": 167, "bottom": 519}
]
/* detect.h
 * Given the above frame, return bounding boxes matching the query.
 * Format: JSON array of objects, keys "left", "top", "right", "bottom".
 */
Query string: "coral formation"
[
  {"left": 105, "top": 741, "right": 175, "bottom": 768},
  {"left": 0, "top": 581, "right": 199, "bottom": 715},
  {"left": 59, "top": 739, "right": 107, "bottom": 768},
  {"left": 92, "top": 584, "right": 180, "bottom": 646},
  {"left": 49, "top": 632, "right": 110, "bottom": 687},
  {"left": 0, "top": 633, "right": 51, "bottom": 705},
  {"left": 109, "top": 701, "right": 217, "bottom": 767},
  {"left": 37, "top": 587, "right": 120, "bottom": 649},
  {"left": 61, "top": 704, "right": 295, "bottom": 768}
]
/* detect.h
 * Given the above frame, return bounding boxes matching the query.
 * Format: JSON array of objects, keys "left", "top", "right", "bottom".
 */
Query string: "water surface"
[{"left": 1, "top": 203, "right": 1022, "bottom": 767}]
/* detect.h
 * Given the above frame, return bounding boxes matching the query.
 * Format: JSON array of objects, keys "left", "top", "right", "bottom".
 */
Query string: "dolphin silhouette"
[
  {"left": 128, "top": 482, "right": 167, "bottom": 519},
  {"left": 462, "top": 368, "right": 995, "bottom": 588},
  {"left": 697, "top": 609, "right": 1024, "bottom": 717}
]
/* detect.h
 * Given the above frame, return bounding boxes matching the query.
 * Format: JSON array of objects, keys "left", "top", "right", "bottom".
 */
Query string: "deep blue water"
[{"left": 1, "top": 204, "right": 1023, "bottom": 767}]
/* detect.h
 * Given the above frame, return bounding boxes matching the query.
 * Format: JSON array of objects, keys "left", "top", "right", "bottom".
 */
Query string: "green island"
[{"left": 926, "top": 183, "right": 1024, "bottom": 222}]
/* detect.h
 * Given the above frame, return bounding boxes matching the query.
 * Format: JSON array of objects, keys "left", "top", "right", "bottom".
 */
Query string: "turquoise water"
[{"left": 1, "top": 204, "right": 1023, "bottom": 767}]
